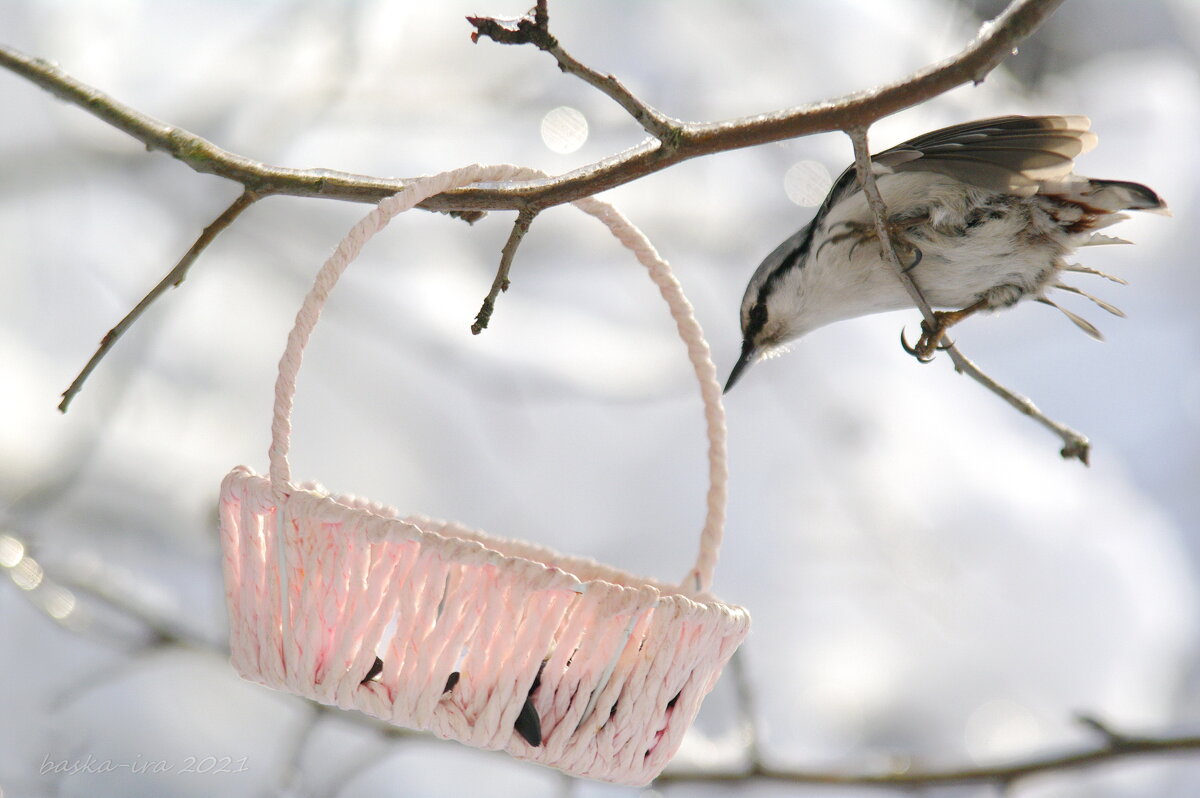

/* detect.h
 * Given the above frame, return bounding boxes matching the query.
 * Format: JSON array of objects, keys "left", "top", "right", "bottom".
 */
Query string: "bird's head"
[{"left": 724, "top": 238, "right": 818, "bottom": 392}]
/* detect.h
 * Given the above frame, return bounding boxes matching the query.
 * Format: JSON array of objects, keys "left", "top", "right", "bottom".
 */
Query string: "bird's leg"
[
  {"left": 815, "top": 220, "right": 870, "bottom": 259},
  {"left": 821, "top": 213, "right": 928, "bottom": 268},
  {"left": 902, "top": 298, "right": 989, "bottom": 362},
  {"left": 886, "top": 211, "right": 929, "bottom": 271}
]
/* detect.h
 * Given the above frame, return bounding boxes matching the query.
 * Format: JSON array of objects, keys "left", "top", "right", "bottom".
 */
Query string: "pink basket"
[{"left": 219, "top": 165, "right": 750, "bottom": 785}]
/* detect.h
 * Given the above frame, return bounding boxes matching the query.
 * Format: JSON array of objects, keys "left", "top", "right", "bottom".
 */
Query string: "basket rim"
[{"left": 223, "top": 466, "right": 749, "bottom": 616}]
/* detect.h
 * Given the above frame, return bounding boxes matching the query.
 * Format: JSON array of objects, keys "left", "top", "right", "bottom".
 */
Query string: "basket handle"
[{"left": 268, "top": 165, "right": 728, "bottom": 593}]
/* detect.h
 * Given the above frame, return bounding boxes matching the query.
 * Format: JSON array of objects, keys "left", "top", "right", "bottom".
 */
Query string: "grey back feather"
[
  {"left": 818, "top": 115, "right": 1100, "bottom": 215},
  {"left": 874, "top": 115, "right": 1098, "bottom": 195}
]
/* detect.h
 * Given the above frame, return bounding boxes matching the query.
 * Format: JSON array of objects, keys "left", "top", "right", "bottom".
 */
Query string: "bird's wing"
[{"left": 872, "top": 115, "right": 1098, "bottom": 195}]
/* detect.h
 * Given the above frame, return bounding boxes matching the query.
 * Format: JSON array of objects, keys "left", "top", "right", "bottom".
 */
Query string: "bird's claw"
[
  {"left": 822, "top": 221, "right": 924, "bottom": 271},
  {"left": 900, "top": 326, "right": 938, "bottom": 363},
  {"left": 900, "top": 243, "right": 923, "bottom": 272},
  {"left": 900, "top": 315, "right": 952, "bottom": 363}
]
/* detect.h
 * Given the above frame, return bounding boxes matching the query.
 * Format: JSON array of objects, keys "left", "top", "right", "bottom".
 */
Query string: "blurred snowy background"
[{"left": 2, "top": 1, "right": 1199, "bottom": 796}]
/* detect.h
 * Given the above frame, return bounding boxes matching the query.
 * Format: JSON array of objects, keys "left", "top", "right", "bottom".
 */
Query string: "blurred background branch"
[{"left": 5, "top": 524, "right": 1199, "bottom": 794}]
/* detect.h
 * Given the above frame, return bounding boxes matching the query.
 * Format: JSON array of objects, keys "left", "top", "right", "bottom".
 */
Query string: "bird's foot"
[
  {"left": 900, "top": 318, "right": 952, "bottom": 363},
  {"left": 819, "top": 219, "right": 923, "bottom": 269},
  {"left": 884, "top": 213, "right": 930, "bottom": 272},
  {"left": 900, "top": 299, "right": 987, "bottom": 362},
  {"left": 817, "top": 221, "right": 872, "bottom": 259}
]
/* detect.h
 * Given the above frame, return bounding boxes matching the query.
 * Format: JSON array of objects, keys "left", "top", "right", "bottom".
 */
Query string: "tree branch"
[
  {"left": 0, "top": 0, "right": 1065, "bottom": 214},
  {"left": 655, "top": 728, "right": 1200, "bottom": 790},
  {"left": 846, "top": 126, "right": 1091, "bottom": 464},
  {"left": 467, "top": 2, "right": 681, "bottom": 143},
  {"left": 57, "top": 189, "right": 262, "bottom": 412},
  {"left": 5, "top": 0, "right": 1079, "bottom": 443},
  {"left": 472, "top": 207, "right": 540, "bottom": 334}
]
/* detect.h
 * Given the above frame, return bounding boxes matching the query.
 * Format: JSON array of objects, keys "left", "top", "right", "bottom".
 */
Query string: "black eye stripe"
[
  {"left": 744, "top": 301, "right": 768, "bottom": 342},
  {"left": 742, "top": 161, "right": 856, "bottom": 341},
  {"left": 746, "top": 221, "right": 816, "bottom": 340}
]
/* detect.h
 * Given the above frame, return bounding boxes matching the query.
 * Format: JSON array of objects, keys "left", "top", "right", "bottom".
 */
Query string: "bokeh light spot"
[
  {"left": 784, "top": 159, "right": 833, "bottom": 206},
  {"left": 11, "top": 556, "right": 44, "bottom": 590},
  {"left": 540, "top": 106, "right": 589, "bottom": 154},
  {"left": 0, "top": 533, "right": 24, "bottom": 568},
  {"left": 964, "top": 699, "right": 1046, "bottom": 761},
  {"left": 41, "top": 585, "right": 77, "bottom": 620}
]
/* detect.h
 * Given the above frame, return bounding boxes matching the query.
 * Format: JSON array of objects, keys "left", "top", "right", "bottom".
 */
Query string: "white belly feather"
[{"left": 804, "top": 172, "right": 1068, "bottom": 323}]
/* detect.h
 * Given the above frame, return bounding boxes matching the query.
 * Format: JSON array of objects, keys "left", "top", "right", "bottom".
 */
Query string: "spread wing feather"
[
  {"left": 875, "top": 115, "right": 1098, "bottom": 194},
  {"left": 821, "top": 115, "right": 1100, "bottom": 210}
]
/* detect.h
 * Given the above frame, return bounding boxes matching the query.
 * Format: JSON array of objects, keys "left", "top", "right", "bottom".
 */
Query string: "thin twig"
[
  {"left": 467, "top": 2, "right": 681, "bottom": 143},
  {"left": 946, "top": 347, "right": 1091, "bottom": 463},
  {"left": 472, "top": 207, "right": 540, "bottom": 334},
  {"left": 846, "top": 127, "right": 940, "bottom": 326},
  {"left": 0, "top": 0, "right": 1065, "bottom": 215},
  {"left": 275, "top": 707, "right": 323, "bottom": 795},
  {"left": 845, "top": 126, "right": 1091, "bottom": 464},
  {"left": 1076, "top": 712, "right": 1132, "bottom": 747},
  {"left": 654, "top": 729, "right": 1200, "bottom": 789},
  {"left": 58, "top": 189, "right": 262, "bottom": 412}
]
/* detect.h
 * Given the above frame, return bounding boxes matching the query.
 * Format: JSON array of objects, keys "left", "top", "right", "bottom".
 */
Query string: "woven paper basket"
[{"left": 219, "top": 165, "right": 750, "bottom": 786}]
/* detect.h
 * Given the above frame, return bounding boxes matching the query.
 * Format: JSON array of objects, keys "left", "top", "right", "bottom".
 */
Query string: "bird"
[{"left": 724, "top": 115, "right": 1167, "bottom": 392}]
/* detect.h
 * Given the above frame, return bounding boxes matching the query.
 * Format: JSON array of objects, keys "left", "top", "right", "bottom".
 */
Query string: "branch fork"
[
  {"left": 468, "top": 1, "right": 682, "bottom": 145},
  {"left": 0, "top": 0, "right": 1087, "bottom": 461}
]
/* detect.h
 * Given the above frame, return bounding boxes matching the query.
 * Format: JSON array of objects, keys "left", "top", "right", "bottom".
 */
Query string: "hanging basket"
[{"left": 219, "top": 164, "right": 750, "bottom": 786}]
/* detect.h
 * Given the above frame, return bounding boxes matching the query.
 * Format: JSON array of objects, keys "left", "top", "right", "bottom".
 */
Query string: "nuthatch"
[{"left": 726, "top": 115, "right": 1167, "bottom": 391}]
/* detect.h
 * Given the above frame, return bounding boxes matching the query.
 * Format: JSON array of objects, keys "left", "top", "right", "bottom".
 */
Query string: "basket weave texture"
[{"left": 219, "top": 165, "right": 750, "bottom": 785}]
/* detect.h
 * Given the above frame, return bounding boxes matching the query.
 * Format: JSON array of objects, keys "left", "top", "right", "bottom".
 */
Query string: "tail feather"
[
  {"left": 1054, "top": 283, "right": 1126, "bottom": 317},
  {"left": 1090, "top": 178, "right": 1169, "bottom": 214},
  {"left": 1063, "top": 262, "right": 1128, "bottom": 284},
  {"left": 1079, "top": 232, "right": 1132, "bottom": 247},
  {"left": 1051, "top": 177, "right": 1169, "bottom": 214},
  {"left": 1037, "top": 296, "right": 1104, "bottom": 340}
]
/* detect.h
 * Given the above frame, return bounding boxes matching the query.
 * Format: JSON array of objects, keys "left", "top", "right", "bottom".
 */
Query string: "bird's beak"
[{"left": 723, "top": 339, "right": 758, "bottom": 393}]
